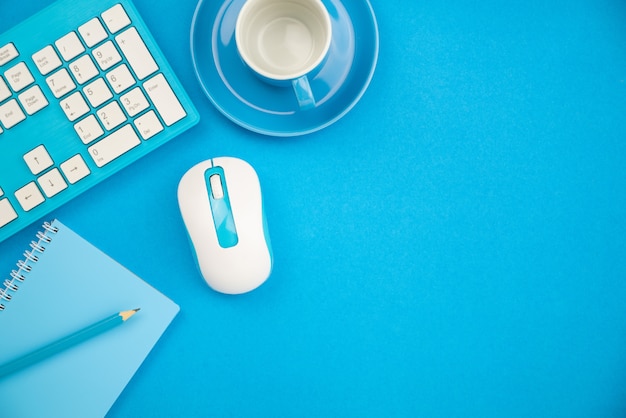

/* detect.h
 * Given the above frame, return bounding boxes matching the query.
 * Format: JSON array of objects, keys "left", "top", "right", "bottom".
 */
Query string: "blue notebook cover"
[{"left": 0, "top": 219, "right": 179, "bottom": 417}]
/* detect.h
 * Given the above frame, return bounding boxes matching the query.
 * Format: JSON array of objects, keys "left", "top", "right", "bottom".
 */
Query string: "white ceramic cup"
[{"left": 235, "top": 0, "right": 332, "bottom": 109}]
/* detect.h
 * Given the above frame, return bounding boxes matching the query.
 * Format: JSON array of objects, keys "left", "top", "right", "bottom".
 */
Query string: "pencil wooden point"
[{"left": 120, "top": 308, "right": 140, "bottom": 321}]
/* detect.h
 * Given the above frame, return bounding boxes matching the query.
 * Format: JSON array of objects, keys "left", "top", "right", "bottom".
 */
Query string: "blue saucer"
[{"left": 191, "top": 0, "right": 379, "bottom": 137}]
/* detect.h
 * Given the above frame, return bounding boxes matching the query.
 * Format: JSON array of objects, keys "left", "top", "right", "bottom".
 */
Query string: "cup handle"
[{"left": 292, "top": 76, "right": 316, "bottom": 110}]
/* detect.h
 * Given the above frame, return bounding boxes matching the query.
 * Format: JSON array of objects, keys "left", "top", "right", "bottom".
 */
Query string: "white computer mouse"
[{"left": 177, "top": 157, "right": 273, "bottom": 294}]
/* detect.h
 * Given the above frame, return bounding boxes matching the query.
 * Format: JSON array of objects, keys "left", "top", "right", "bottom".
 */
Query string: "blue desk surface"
[{"left": 2, "top": 0, "right": 626, "bottom": 416}]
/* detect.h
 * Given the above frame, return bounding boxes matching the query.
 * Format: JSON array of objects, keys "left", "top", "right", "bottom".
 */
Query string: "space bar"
[{"left": 88, "top": 125, "right": 141, "bottom": 167}]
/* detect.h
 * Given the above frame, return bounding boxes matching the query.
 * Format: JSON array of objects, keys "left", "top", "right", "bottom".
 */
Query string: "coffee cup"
[{"left": 235, "top": 0, "right": 332, "bottom": 109}]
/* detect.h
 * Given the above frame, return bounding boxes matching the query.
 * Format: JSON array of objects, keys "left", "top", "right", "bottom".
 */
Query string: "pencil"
[{"left": 0, "top": 308, "right": 140, "bottom": 379}]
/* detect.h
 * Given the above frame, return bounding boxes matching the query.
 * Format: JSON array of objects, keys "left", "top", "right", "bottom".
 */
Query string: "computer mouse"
[{"left": 177, "top": 157, "right": 273, "bottom": 294}]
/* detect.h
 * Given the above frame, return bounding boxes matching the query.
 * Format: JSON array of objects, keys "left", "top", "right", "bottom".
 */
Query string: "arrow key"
[
  {"left": 38, "top": 168, "right": 68, "bottom": 198},
  {"left": 14, "top": 182, "right": 45, "bottom": 212},
  {"left": 60, "top": 154, "right": 91, "bottom": 184},
  {"left": 23, "top": 145, "right": 54, "bottom": 175}
]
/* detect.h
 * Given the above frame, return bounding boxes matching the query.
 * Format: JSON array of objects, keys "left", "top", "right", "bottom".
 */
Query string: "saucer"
[{"left": 191, "top": 0, "right": 379, "bottom": 136}]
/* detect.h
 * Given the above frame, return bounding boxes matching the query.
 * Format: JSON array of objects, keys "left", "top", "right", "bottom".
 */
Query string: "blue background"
[{"left": 2, "top": 0, "right": 626, "bottom": 416}]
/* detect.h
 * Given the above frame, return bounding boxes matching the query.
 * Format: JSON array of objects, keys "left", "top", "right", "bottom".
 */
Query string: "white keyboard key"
[
  {"left": 15, "top": 182, "right": 45, "bottom": 211},
  {"left": 69, "top": 55, "right": 99, "bottom": 85},
  {"left": 38, "top": 168, "right": 68, "bottom": 198},
  {"left": 60, "top": 91, "right": 89, "bottom": 121},
  {"left": 18, "top": 85, "right": 48, "bottom": 115},
  {"left": 32, "top": 45, "right": 62, "bottom": 76},
  {"left": 74, "top": 114, "right": 104, "bottom": 144},
  {"left": 4, "top": 62, "right": 35, "bottom": 92},
  {"left": 97, "top": 101, "right": 126, "bottom": 131},
  {"left": 78, "top": 18, "right": 108, "bottom": 48},
  {"left": 0, "top": 77, "right": 11, "bottom": 101},
  {"left": 144, "top": 74, "right": 186, "bottom": 126},
  {"left": 55, "top": 32, "right": 85, "bottom": 61},
  {"left": 106, "top": 64, "right": 135, "bottom": 93},
  {"left": 102, "top": 4, "right": 132, "bottom": 34},
  {"left": 0, "top": 99, "right": 26, "bottom": 129},
  {"left": 0, "top": 198, "right": 18, "bottom": 228},
  {"left": 0, "top": 43, "right": 19, "bottom": 67},
  {"left": 23, "top": 145, "right": 54, "bottom": 175},
  {"left": 134, "top": 110, "right": 163, "bottom": 139},
  {"left": 88, "top": 124, "right": 141, "bottom": 167},
  {"left": 93, "top": 41, "right": 122, "bottom": 71},
  {"left": 120, "top": 87, "right": 149, "bottom": 117},
  {"left": 116, "top": 27, "right": 158, "bottom": 80},
  {"left": 60, "top": 154, "right": 91, "bottom": 184},
  {"left": 84, "top": 78, "right": 112, "bottom": 107},
  {"left": 46, "top": 68, "right": 76, "bottom": 98}
]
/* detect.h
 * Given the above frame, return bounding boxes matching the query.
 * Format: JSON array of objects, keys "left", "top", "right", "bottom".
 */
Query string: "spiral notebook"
[{"left": 0, "top": 219, "right": 180, "bottom": 417}]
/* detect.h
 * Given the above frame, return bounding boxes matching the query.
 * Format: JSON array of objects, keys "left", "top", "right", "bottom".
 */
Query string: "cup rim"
[{"left": 235, "top": 0, "right": 333, "bottom": 82}]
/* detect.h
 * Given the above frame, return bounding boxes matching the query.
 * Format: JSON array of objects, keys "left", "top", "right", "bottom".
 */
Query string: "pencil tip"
[{"left": 120, "top": 308, "right": 140, "bottom": 321}]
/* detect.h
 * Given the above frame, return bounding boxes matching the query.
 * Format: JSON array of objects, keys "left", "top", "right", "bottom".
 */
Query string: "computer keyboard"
[{"left": 0, "top": 0, "right": 200, "bottom": 243}]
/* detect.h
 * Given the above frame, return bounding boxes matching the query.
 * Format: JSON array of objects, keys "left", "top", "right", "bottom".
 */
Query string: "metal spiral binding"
[{"left": 0, "top": 222, "right": 58, "bottom": 311}]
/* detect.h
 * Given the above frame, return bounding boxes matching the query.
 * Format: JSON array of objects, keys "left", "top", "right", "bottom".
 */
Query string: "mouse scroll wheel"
[{"left": 209, "top": 174, "right": 224, "bottom": 199}]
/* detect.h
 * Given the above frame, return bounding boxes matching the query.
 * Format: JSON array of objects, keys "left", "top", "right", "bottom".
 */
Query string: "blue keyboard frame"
[{"left": 0, "top": 0, "right": 200, "bottom": 243}]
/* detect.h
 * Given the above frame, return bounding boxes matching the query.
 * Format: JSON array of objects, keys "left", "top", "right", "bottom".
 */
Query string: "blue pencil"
[{"left": 0, "top": 308, "right": 140, "bottom": 378}]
